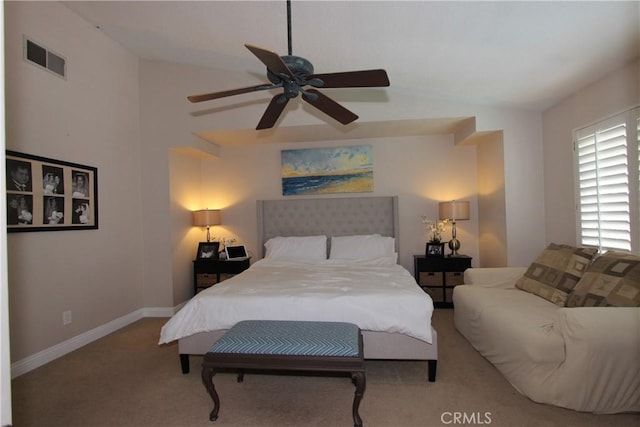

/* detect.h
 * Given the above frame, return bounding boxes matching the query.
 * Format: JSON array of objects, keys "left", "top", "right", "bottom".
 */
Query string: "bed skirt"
[{"left": 178, "top": 327, "right": 438, "bottom": 360}]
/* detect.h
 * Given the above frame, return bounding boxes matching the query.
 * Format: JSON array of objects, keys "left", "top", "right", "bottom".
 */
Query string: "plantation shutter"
[{"left": 576, "top": 114, "right": 630, "bottom": 251}]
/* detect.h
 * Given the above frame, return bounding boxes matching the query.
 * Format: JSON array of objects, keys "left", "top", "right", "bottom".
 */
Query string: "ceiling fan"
[{"left": 187, "top": 0, "right": 390, "bottom": 130}]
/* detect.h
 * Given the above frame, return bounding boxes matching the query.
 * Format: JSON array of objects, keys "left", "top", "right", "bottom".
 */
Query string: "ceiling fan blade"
[
  {"left": 308, "top": 69, "right": 390, "bottom": 88},
  {"left": 187, "top": 84, "right": 275, "bottom": 103},
  {"left": 256, "top": 95, "right": 289, "bottom": 130},
  {"left": 302, "top": 89, "right": 358, "bottom": 125},
  {"left": 245, "top": 44, "right": 295, "bottom": 79}
]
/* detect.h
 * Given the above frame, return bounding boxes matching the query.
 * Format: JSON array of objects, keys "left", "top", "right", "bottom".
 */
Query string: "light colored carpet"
[{"left": 11, "top": 309, "right": 639, "bottom": 427}]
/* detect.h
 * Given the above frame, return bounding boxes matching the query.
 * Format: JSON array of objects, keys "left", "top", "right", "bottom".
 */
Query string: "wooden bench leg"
[
  {"left": 428, "top": 359, "right": 437, "bottom": 382},
  {"left": 351, "top": 371, "right": 366, "bottom": 427},
  {"left": 201, "top": 366, "right": 220, "bottom": 421},
  {"left": 180, "top": 354, "right": 190, "bottom": 374}
]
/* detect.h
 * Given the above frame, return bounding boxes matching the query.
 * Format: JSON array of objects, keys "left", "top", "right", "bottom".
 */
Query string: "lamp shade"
[
  {"left": 192, "top": 209, "right": 222, "bottom": 227},
  {"left": 439, "top": 201, "right": 470, "bottom": 221}
]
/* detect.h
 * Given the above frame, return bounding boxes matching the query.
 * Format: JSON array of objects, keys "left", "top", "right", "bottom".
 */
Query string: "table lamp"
[
  {"left": 438, "top": 201, "right": 470, "bottom": 256},
  {"left": 192, "top": 209, "right": 221, "bottom": 242}
]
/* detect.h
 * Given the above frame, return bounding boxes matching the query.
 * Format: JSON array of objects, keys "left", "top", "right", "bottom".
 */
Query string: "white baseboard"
[
  {"left": 11, "top": 306, "right": 175, "bottom": 378},
  {"left": 142, "top": 306, "right": 175, "bottom": 317}
]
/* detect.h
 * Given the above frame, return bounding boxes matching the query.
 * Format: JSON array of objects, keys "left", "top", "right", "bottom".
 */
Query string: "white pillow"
[
  {"left": 329, "top": 234, "right": 396, "bottom": 259},
  {"left": 264, "top": 235, "right": 327, "bottom": 260}
]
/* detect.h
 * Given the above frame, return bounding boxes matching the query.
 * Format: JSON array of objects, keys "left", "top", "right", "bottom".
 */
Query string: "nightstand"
[
  {"left": 193, "top": 258, "right": 251, "bottom": 294},
  {"left": 414, "top": 255, "right": 472, "bottom": 308}
]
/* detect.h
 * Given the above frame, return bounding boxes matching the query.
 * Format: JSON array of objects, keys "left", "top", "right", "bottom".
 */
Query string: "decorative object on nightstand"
[
  {"left": 421, "top": 216, "right": 447, "bottom": 257},
  {"left": 193, "top": 209, "right": 222, "bottom": 242},
  {"left": 225, "top": 244, "right": 249, "bottom": 260},
  {"left": 196, "top": 241, "right": 221, "bottom": 260},
  {"left": 425, "top": 242, "right": 444, "bottom": 257},
  {"left": 438, "top": 200, "right": 470, "bottom": 256},
  {"left": 414, "top": 254, "right": 472, "bottom": 308}
]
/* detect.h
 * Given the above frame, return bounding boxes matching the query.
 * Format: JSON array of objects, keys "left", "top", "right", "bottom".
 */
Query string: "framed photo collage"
[{"left": 6, "top": 150, "right": 98, "bottom": 232}]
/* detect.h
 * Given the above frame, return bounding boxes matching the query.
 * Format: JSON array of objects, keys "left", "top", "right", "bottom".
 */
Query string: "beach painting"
[{"left": 281, "top": 145, "right": 374, "bottom": 196}]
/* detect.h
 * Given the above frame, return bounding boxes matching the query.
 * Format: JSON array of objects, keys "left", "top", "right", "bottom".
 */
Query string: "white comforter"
[{"left": 159, "top": 257, "right": 434, "bottom": 344}]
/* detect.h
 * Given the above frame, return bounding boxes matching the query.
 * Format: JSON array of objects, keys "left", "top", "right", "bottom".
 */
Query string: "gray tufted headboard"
[{"left": 257, "top": 196, "right": 399, "bottom": 257}]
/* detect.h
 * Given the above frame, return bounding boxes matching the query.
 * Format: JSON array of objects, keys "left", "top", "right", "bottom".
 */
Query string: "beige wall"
[
  {"left": 142, "top": 58, "right": 546, "bottom": 280},
  {"left": 169, "top": 149, "right": 206, "bottom": 304},
  {"left": 474, "top": 132, "right": 508, "bottom": 267},
  {"left": 5, "top": 2, "right": 144, "bottom": 360},
  {"left": 198, "top": 135, "right": 478, "bottom": 274},
  {"left": 542, "top": 60, "right": 640, "bottom": 245}
]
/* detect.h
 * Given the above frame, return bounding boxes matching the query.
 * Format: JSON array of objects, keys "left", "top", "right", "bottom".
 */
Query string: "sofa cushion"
[
  {"left": 566, "top": 251, "right": 640, "bottom": 307},
  {"left": 515, "top": 243, "right": 598, "bottom": 306}
]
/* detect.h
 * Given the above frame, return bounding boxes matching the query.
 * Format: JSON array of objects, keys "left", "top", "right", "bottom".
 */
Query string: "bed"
[{"left": 160, "top": 196, "right": 438, "bottom": 381}]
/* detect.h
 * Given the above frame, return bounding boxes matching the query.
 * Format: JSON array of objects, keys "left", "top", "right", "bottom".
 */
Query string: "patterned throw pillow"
[
  {"left": 515, "top": 243, "right": 598, "bottom": 306},
  {"left": 566, "top": 251, "right": 640, "bottom": 307}
]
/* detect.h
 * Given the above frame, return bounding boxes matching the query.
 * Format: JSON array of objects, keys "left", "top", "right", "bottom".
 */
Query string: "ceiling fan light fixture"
[{"left": 187, "top": 1, "right": 390, "bottom": 130}]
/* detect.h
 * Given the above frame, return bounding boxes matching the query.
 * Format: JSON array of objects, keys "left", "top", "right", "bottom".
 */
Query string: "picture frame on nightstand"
[
  {"left": 426, "top": 242, "right": 445, "bottom": 257},
  {"left": 196, "top": 241, "right": 220, "bottom": 259}
]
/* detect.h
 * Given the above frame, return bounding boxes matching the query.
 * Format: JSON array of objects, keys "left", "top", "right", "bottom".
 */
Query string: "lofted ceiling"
[{"left": 62, "top": 1, "right": 639, "bottom": 145}]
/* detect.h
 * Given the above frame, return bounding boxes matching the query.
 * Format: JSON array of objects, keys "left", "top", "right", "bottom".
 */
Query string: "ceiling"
[{"left": 62, "top": 1, "right": 639, "bottom": 144}]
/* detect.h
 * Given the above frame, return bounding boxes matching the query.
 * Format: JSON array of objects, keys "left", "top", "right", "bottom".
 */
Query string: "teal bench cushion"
[{"left": 209, "top": 320, "right": 360, "bottom": 357}]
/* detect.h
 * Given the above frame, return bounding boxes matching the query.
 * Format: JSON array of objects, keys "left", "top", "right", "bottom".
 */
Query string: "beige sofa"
[{"left": 453, "top": 248, "right": 640, "bottom": 414}]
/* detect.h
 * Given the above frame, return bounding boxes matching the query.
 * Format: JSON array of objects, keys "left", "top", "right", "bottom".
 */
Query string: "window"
[{"left": 575, "top": 107, "right": 640, "bottom": 253}]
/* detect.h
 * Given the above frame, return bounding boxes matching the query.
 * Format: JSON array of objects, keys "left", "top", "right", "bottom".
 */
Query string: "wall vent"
[{"left": 23, "top": 36, "right": 66, "bottom": 79}]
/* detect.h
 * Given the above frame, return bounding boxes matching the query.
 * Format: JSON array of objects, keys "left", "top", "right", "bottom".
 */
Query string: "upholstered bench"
[{"left": 201, "top": 320, "right": 366, "bottom": 427}]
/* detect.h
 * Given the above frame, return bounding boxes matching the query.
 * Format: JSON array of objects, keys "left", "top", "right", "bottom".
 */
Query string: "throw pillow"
[
  {"left": 515, "top": 243, "right": 598, "bottom": 306},
  {"left": 566, "top": 251, "right": 640, "bottom": 307}
]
